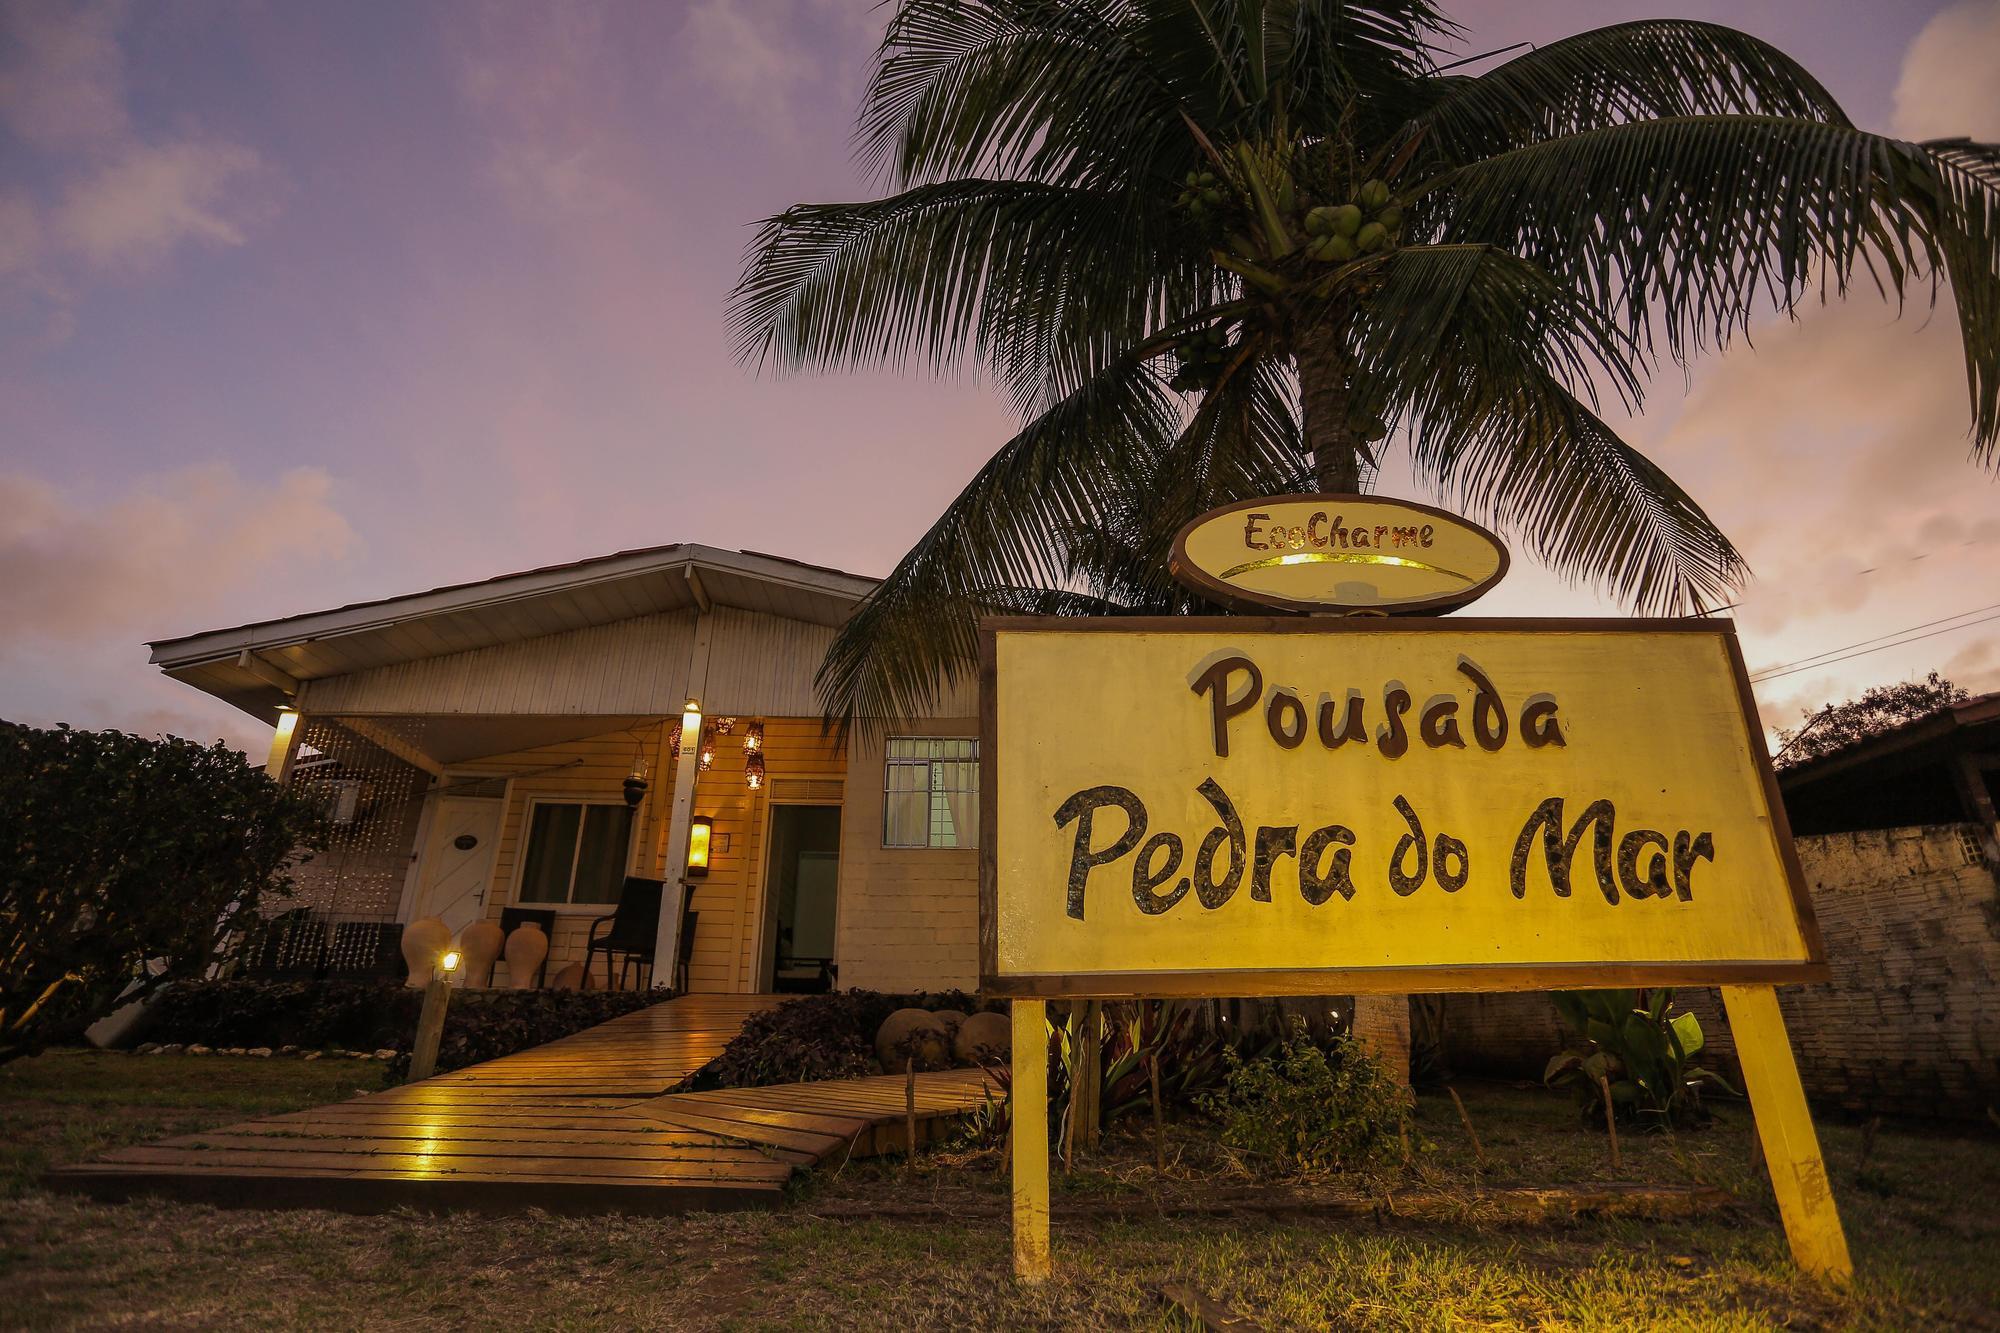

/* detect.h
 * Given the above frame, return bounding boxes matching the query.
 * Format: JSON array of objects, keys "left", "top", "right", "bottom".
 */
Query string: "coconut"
[
  {"left": 1358, "top": 179, "right": 1390, "bottom": 210},
  {"left": 1356, "top": 221, "right": 1388, "bottom": 253},
  {"left": 1327, "top": 234, "right": 1358, "bottom": 262},
  {"left": 1330, "top": 204, "right": 1363, "bottom": 237},
  {"left": 1376, "top": 204, "right": 1403, "bottom": 230}
]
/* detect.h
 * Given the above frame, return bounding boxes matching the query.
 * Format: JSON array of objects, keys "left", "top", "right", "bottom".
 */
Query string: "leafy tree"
[
  {"left": 0, "top": 723, "right": 327, "bottom": 1063},
  {"left": 732, "top": 1, "right": 2000, "bottom": 726},
  {"left": 1775, "top": 672, "right": 1971, "bottom": 767}
]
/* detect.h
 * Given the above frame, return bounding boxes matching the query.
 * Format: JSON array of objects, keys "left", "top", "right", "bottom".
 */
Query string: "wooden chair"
[
  {"left": 584, "top": 877, "right": 664, "bottom": 991},
  {"left": 498, "top": 907, "right": 557, "bottom": 987}
]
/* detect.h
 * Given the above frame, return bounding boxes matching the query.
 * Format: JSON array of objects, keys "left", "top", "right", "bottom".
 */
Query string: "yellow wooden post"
[
  {"left": 1011, "top": 998, "right": 1051, "bottom": 1282},
  {"left": 1720, "top": 985, "right": 1852, "bottom": 1282}
]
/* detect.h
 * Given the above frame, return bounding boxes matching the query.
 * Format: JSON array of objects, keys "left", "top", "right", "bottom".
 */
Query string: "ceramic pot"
[
  {"left": 400, "top": 916, "right": 451, "bottom": 988},
  {"left": 502, "top": 922, "right": 549, "bottom": 989},
  {"left": 459, "top": 920, "right": 504, "bottom": 986},
  {"left": 549, "top": 961, "right": 585, "bottom": 991}
]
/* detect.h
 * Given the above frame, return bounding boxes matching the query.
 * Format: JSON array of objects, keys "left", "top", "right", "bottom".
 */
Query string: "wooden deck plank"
[{"left": 45, "top": 992, "right": 1000, "bottom": 1215}]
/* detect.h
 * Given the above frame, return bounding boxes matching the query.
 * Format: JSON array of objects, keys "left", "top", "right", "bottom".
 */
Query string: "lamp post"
[{"left": 408, "top": 948, "right": 460, "bottom": 1082}]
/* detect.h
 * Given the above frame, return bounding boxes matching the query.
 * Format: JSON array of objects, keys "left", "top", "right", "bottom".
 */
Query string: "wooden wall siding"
[
  {"left": 835, "top": 717, "right": 982, "bottom": 993},
  {"left": 298, "top": 611, "right": 699, "bottom": 716},
  {"left": 296, "top": 606, "right": 858, "bottom": 722},
  {"left": 459, "top": 718, "right": 847, "bottom": 996},
  {"left": 459, "top": 721, "right": 673, "bottom": 982},
  {"left": 698, "top": 607, "right": 840, "bottom": 718}
]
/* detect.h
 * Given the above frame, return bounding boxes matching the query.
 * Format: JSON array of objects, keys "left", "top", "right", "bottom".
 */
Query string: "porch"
[{"left": 46, "top": 993, "right": 998, "bottom": 1214}]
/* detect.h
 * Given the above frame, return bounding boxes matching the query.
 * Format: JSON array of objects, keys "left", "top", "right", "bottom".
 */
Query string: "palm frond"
[
  {"left": 815, "top": 348, "right": 1305, "bottom": 729},
  {"left": 1342, "top": 243, "right": 1741, "bottom": 612},
  {"left": 1410, "top": 20, "right": 1848, "bottom": 165},
  {"left": 729, "top": 179, "right": 1216, "bottom": 412},
  {"left": 1437, "top": 118, "right": 2000, "bottom": 456},
  {"left": 862, "top": 0, "right": 1187, "bottom": 188}
]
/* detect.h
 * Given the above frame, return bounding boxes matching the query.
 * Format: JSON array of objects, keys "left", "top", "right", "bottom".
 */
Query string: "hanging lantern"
[
  {"left": 698, "top": 725, "right": 716, "bottom": 771},
  {"left": 667, "top": 720, "right": 682, "bottom": 758},
  {"left": 623, "top": 748, "right": 649, "bottom": 807},
  {"left": 743, "top": 720, "right": 764, "bottom": 756},
  {"left": 744, "top": 750, "right": 766, "bottom": 791}
]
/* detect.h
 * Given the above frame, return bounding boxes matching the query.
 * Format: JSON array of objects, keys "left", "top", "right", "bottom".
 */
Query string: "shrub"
[
  {"left": 703, "top": 989, "right": 997, "bottom": 1089},
  {"left": 0, "top": 723, "right": 328, "bottom": 1062},
  {"left": 1545, "top": 988, "right": 1735, "bottom": 1130},
  {"left": 146, "top": 979, "right": 661, "bottom": 1080},
  {"left": 1196, "top": 1019, "right": 1406, "bottom": 1174}
]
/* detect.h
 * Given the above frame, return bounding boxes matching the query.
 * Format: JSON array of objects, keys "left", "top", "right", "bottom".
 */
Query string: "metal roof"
[{"left": 148, "top": 543, "right": 879, "bottom": 723}]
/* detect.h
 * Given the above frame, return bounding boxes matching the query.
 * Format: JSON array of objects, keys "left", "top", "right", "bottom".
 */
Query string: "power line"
[
  {"left": 1747, "top": 600, "right": 2000, "bottom": 680},
  {"left": 1750, "top": 609, "right": 2000, "bottom": 685}
]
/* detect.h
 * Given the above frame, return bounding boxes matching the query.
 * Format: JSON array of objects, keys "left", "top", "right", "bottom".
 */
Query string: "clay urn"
[
  {"left": 549, "top": 961, "right": 586, "bottom": 991},
  {"left": 458, "top": 920, "right": 504, "bottom": 986},
  {"left": 502, "top": 921, "right": 550, "bottom": 989},
  {"left": 400, "top": 916, "right": 451, "bottom": 988}
]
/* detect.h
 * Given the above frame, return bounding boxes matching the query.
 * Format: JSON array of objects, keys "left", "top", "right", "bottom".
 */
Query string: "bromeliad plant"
[
  {"left": 1544, "top": 988, "right": 1735, "bottom": 1131},
  {"left": 732, "top": 1, "right": 2000, "bottom": 729}
]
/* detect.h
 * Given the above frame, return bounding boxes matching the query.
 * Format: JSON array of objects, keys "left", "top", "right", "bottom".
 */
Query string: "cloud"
[
  {"left": 0, "top": 0, "right": 130, "bottom": 151},
  {"left": 54, "top": 139, "right": 269, "bottom": 269},
  {"left": 0, "top": 464, "right": 355, "bottom": 645},
  {"left": 449, "top": 2, "right": 635, "bottom": 221},
  {"left": 0, "top": 2, "right": 275, "bottom": 328},
  {"left": 1893, "top": 1, "right": 2000, "bottom": 140}
]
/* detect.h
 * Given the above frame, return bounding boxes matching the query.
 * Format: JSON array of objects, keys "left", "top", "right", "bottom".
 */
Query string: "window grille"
[{"left": 883, "top": 737, "right": 978, "bottom": 848}]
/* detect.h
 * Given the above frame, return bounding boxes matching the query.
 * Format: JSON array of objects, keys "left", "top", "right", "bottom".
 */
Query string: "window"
[
  {"left": 518, "top": 801, "right": 635, "bottom": 905},
  {"left": 884, "top": 738, "right": 979, "bottom": 848}
]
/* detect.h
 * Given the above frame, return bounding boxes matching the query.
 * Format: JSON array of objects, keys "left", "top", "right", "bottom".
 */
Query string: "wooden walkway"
[{"left": 46, "top": 994, "right": 999, "bottom": 1215}]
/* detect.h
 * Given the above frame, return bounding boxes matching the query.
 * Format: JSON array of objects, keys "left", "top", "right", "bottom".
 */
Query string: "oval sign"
[{"left": 1169, "top": 493, "right": 1509, "bottom": 614}]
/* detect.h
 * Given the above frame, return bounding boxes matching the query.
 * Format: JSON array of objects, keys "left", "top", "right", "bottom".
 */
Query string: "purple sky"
[{"left": 4, "top": 0, "right": 1998, "bottom": 755}]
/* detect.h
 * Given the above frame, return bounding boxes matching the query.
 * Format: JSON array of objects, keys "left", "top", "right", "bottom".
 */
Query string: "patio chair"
[
  {"left": 498, "top": 907, "right": 557, "bottom": 987},
  {"left": 584, "top": 877, "right": 664, "bottom": 991}
]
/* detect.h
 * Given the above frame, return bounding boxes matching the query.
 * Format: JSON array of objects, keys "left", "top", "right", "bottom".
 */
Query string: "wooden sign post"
[{"left": 980, "top": 614, "right": 1850, "bottom": 1284}]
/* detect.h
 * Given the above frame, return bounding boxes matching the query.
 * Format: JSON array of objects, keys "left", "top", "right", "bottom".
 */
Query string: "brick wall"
[{"left": 1438, "top": 823, "right": 2000, "bottom": 1120}]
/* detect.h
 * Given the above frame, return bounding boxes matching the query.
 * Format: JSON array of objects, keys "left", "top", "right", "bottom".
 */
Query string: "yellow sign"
[
  {"left": 1169, "top": 494, "right": 1508, "bottom": 613},
  {"left": 980, "top": 617, "right": 1824, "bottom": 996}
]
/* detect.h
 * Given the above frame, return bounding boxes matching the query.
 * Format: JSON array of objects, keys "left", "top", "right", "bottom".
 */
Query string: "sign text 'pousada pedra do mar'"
[{"left": 979, "top": 494, "right": 1852, "bottom": 1284}]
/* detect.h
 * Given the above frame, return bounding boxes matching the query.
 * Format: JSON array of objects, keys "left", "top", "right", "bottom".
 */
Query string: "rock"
[
  {"left": 135, "top": 1042, "right": 161, "bottom": 1055},
  {"left": 302, "top": 1051, "right": 323, "bottom": 1062},
  {"left": 248, "top": 1047, "right": 273, "bottom": 1058},
  {"left": 351, "top": 1050, "right": 374, "bottom": 1060},
  {"left": 188, "top": 1044, "right": 212, "bottom": 1056},
  {"left": 279, "top": 1045, "right": 298, "bottom": 1055},
  {"left": 875, "top": 1008, "right": 950, "bottom": 1071},
  {"left": 952, "top": 1011, "right": 1012, "bottom": 1065},
  {"left": 153, "top": 1043, "right": 184, "bottom": 1056},
  {"left": 372, "top": 1049, "right": 397, "bottom": 1061}
]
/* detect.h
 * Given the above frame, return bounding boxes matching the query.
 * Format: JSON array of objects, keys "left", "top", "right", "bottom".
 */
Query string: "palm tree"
[{"left": 732, "top": 0, "right": 1999, "bottom": 730}]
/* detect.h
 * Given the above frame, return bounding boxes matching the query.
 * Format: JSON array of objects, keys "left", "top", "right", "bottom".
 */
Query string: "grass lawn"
[{"left": 2, "top": 1050, "right": 1996, "bottom": 1331}]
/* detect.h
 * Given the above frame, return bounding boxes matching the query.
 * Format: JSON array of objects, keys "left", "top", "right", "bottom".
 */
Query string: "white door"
[{"left": 411, "top": 797, "right": 504, "bottom": 937}]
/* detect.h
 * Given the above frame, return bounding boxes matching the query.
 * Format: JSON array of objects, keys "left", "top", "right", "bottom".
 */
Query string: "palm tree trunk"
[
  {"left": 1296, "top": 325, "right": 1364, "bottom": 492},
  {"left": 1299, "top": 326, "right": 1410, "bottom": 1086}
]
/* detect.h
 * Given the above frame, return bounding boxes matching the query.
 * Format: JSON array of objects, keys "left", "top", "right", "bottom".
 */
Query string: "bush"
[
  {"left": 703, "top": 989, "right": 996, "bottom": 1089},
  {"left": 1545, "top": 988, "right": 1735, "bottom": 1130},
  {"left": 1197, "top": 1019, "right": 1406, "bottom": 1174},
  {"left": 146, "top": 980, "right": 661, "bottom": 1080},
  {"left": 0, "top": 723, "right": 328, "bottom": 1062}
]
